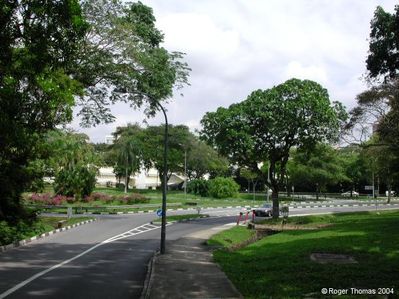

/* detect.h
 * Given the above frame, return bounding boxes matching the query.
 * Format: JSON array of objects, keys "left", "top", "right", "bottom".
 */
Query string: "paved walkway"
[{"left": 147, "top": 225, "right": 243, "bottom": 299}]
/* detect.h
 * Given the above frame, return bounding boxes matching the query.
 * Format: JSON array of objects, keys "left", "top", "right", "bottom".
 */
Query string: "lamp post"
[
  {"left": 184, "top": 149, "right": 187, "bottom": 200},
  {"left": 154, "top": 102, "right": 168, "bottom": 255}
]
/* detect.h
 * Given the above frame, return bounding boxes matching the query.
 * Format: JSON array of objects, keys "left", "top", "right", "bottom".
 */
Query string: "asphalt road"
[
  {"left": 0, "top": 213, "right": 236, "bottom": 299},
  {"left": 1, "top": 204, "right": 398, "bottom": 299}
]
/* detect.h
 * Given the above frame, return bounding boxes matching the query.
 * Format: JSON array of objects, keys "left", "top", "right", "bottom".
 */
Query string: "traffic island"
[{"left": 150, "top": 214, "right": 209, "bottom": 225}]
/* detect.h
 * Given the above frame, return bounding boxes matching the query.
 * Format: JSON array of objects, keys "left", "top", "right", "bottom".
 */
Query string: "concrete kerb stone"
[
  {"left": 144, "top": 224, "right": 244, "bottom": 299},
  {"left": 140, "top": 250, "right": 159, "bottom": 299},
  {"left": 54, "top": 202, "right": 399, "bottom": 216},
  {"left": 0, "top": 219, "right": 97, "bottom": 253}
]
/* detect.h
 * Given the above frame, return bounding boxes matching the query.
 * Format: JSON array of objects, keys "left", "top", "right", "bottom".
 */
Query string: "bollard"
[
  {"left": 236, "top": 212, "right": 243, "bottom": 225},
  {"left": 243, "top": 211, "right": 249, "bottom": 224}
]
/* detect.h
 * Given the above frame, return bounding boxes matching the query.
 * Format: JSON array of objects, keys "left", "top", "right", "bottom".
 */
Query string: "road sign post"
[{"left": 67, "top": 207, "right": 72, "bottom": 219}]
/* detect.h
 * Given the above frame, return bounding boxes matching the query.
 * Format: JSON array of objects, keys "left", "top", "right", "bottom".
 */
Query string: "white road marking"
[{"left": 0, "top": 222, "right": 170, "bottom": 299}]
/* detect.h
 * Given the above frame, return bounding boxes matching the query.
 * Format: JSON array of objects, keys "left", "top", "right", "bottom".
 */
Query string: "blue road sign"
[{"left": 156, "top": 209, "right": 163, "bottom": 217}]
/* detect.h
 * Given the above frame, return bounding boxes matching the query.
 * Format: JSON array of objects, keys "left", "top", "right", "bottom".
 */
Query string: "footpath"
[{"left": 144, "top": 225, "right": 243, "bottom": 299}]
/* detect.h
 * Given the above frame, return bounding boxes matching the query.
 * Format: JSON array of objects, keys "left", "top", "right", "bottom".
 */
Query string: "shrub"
[
  {"left": 51, "top": 195, "right": 68, "bottom": 205},
  {"left": 28, "top": 193, "right": 53, "bottom": 205},
  {"left": 0, "top": 219, "right": 46, "bottom": 246},
  {"left": 27, "top": 194, "right": 73, "bottom": 205},
  {"left": 187, "top": 179, "right": 210, "bottom": 197},
  {"left": 208, "top": 177, "right": 239, "bottom": 199},
  {"left": 118, "top": 193, "right": 149, "bottom": 204},
  {"left": 115, "top": 183, "right": 125, "bottom": 190},
  {"left": 54, "top": 166, "right": 96, "bottom": 199}
]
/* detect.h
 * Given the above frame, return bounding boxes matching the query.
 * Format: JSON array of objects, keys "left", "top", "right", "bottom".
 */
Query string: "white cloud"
[
  {"left": 284, "top": 61, "right": 328, "bottom": 84},
  {"left": 73, "top": 0, "right": 399, "bottom": 142}
]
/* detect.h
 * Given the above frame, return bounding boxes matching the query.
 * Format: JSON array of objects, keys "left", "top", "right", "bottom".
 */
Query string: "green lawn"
[
  {"left": 208, "top": 226, "right": 255, "bottom": 248},
  {"left": 209, "top": 211, "right": 399, "bottom": 298},
  {"left": 0, "top": 216, "right": 93, "bottom": 246},
  {"left": 26, "top": 187, "right": 382, "bottom": 214},
  {"left": 24, "top": 187, "right": 272, "bottom": 213}
]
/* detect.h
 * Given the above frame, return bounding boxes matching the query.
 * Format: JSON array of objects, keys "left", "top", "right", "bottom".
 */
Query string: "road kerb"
[
  {"left": 0, "top": 219, "right": 97, "bottom": 253},
  {"left": 140, "top": 251, "right": 158, "bottom": 299}
]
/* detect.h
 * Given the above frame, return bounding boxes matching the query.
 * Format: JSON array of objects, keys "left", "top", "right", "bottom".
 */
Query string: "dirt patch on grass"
[
  {"left": 254, "top": 223, "right": 332, "bottom": 231},
  {"left": 310, "top": 253, "right": 358, "bottom": 264}
]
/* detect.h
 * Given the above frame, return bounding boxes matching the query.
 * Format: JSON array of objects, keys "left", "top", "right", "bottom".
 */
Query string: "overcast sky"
[{"left": 71, "top": 0, "right": 398, "bottom": 143}]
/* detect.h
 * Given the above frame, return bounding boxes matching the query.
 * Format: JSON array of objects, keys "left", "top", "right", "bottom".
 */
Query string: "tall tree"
[
  {"left": 186, "top": 139, "right": 229, "bottom": 180},
  {"left": 337, "top": 146, "right": 369, "bottom": 196},
  {"left": 345, "top": 4, "right": 399, "bottom": 183},
  {"left": 111, "top": 124, "right": 143, "bottom": 193},
  {"left": 366, "top": 5, "right": 399, "bottom": 83},
  {"left": 288, "top": 144, "right": 349, "bottom": 200},
  {"left": 140, "top": 125, "right": 192, "bottom": 189},
  {"left": 361, "top": 136, "right": 399, "bottom": 202},
  {"left": 201, "top": 79, "right": 345, "bottom": 217},
  {"left": 0, "top": 0, "right": 87, "bottom": 221},
  {"left": 45, "top": 130, "right": 99, "bottom": 199},
  {"left": 76, "top": 0, "right": 190, "bottom": 126}
]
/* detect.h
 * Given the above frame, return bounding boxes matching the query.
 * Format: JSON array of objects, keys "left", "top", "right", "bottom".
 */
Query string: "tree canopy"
[
  {"left": 201, "top": 78, "right": 345, "bottom": 217},
  {"left": 288, "top": 144, "right": 349, "bottom": 199},
  {"left": 366, "top": 5, "right": 399, "bottom": 82},
  {"left": 0, "top": 0, "right": 87, "bottom": 221},
  {"left": 0, "top": 0, "right": 190, "bottom": 222},
  {"left": 76, "top": 0, "right": 190, "bottom": 126}
]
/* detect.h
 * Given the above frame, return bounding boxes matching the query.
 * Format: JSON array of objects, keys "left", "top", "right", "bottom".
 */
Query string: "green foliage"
[
  {"left": 54, "top": 166, "right": 96, "bottom": 199},
  {"left": 0, "top": 0, "right": 87, "bottom": 222},
  {"left": 208, "top": 177, "right": 239, "bottom": 199},
  {"left": 366, "top": 5, "right": 399, "bottom": 81},
  {"left": 111, "top": 124, "right": 143, "bottom": 192},
  {"left": 212, "top": 211, "right": 399, "bottom": 298},
  {"left": 43, "top": 130, "right": 99, "bottom": 199},
  {"left": 0, "top": 220, "right": 46, "bottom": 246},
  {"left": 361, "top": 135, "right": 399, "bottom": 197},
  {"left": 288, "top": 143, "right": 349, "bottom": 194},
  {"left": 186, "top": 139, "right": 229, "bottom": 179},
  {"left": 187, "top": 179, "right": 210, "bottom": 197},
  {"left": 77, "top": 0, "right": 190, "bottom": 125},
  {"left": 201, "top": 79, "right": 345, "bottom": 214}
]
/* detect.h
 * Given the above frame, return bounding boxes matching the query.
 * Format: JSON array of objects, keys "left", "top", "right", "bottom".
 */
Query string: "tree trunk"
[
  {"left": 253, "top": 180, "right": 257, "bottom": 201},
  {"left": 316, "top": 183, "right": 319, "bottom": 201},
  {"left": 124, "top": 157, "right": 128, "bottom": 193},
  {"left": 272, "top": 190, "right": 279, "bottom": 219},
  {"left": 268, "top": 160, "right": 280, "bottom": 219},
  {"left": 287, "top": 181, "right": 291, "bottom": 197}
]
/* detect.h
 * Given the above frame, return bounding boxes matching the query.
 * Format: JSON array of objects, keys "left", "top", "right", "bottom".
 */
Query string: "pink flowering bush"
[
  {"left": 118, "top": 193, "right": 149, "bottom": 204},
  {"left": 27, "top": 193, "right": 74, "bottom": 205},
  {"left": 83, "top": 192, "right": 113, "bottom": 203},
  {"left": 28, "top": 193, "right": 53, "bottom": 205},
  {"left": 26, "top": 192, "right": 148, "bottom": 205}
]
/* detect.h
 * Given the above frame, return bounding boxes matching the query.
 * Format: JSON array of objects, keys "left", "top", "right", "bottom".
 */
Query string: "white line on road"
[{"left": 0, "top": 222, "right": 169, "bottom": 299}]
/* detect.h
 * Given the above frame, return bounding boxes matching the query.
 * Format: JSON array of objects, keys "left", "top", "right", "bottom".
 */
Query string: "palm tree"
[{"left": 112, "top": 124, "right": 143, "bottom": 193}]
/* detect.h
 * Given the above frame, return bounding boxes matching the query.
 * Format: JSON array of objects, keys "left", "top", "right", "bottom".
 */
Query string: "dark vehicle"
[{"left": 253, "top": 203, "right": 273, "bottom": 217}]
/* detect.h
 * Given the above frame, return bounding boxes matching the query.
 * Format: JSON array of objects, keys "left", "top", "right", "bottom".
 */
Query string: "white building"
[
  {"left": 105, "top": 135, "right": 115, "bottom": 145},
  {"left": 96, "top": 167, "right": 185, "bottom": 189}
]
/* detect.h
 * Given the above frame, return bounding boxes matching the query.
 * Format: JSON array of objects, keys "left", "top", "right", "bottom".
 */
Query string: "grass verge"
[
  {"left": 208, "top": 226, "right": 255, "bottom": 248},
  {"left": 1, "top": 216, "right": 93, "bottom": 246},
  {"left": 210, "top": 211, "right": 399, "bottom": 298}
]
